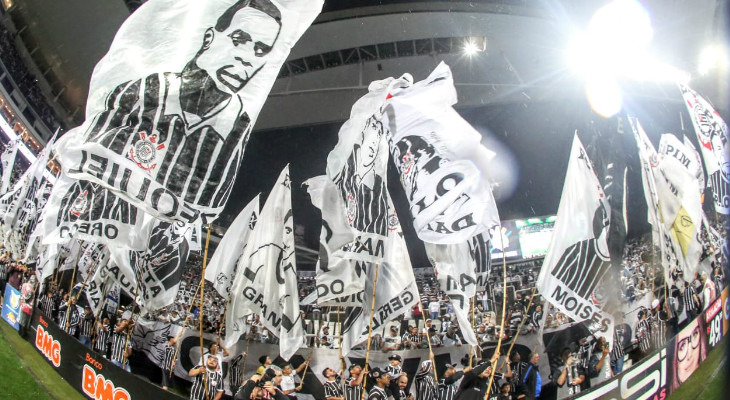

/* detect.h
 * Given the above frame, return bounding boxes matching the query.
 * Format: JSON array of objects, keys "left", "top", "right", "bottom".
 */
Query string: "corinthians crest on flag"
[
  {"left": 680, "top": 84, "right": 730, "bottom": 214},
  {"left": 537, "top": 134, "right": 614, "bottom": 345},
  {"left": 40, "top": 0, "right": 322, "bottom": 250}
]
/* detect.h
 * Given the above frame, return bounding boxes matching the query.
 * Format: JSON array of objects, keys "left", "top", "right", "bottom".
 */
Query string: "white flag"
[
  {"left": 225, "top": 166, "right": 302, "bottom": 359},
  {"left": 536, "top": 134, "right": 614, "bottom": 344},
  {"left": 58, "top": 240, "right": 82, "bottom": 272},
  {"left": 35, "top": 243, "right": 61, "bottom": 291},
  {"left": 205, "top": 194, "right": 259, "bottom": 297},
  {"left": 384, "top": 62, "right": 500, "bottom": 244},
  {"left": 309, "top": 73, "right": 412, "bottom": 305},
  {"left": 109, "top": 218, "right": 193, "bottom": 313},
  {"left": 680, "top": 84, "right": 730, "bottom": 214},
  {"left": 50, "top": 0, "right": 322, "bottom": 232},
  {"left": 425, "top": 242, "right": 478, "bottom": 346},
  {"left": 0, "top": 138, "right": 21, "bottom": 194},
  {"left": 340, "top": 202, "right": 418, "bottom": 355}
]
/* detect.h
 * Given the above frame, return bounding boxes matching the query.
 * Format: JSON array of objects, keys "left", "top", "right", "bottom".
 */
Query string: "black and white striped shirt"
[
  {"left": 438, "top": 371, "right": 463, "bottom": 400},
  {"left": 367, "top": 386, "right": 387, "bottom": 400},
  {"left": 110, "top": 331, "right": 128, "bottom": 363},
  {"left": 324, "top": 377, "right": 343, "bottom": 399},
  {"left": 190, "top": 366, "right": 224, "bottom": 400},
  {"left": 39, "top": 296, "right": 55, "bottom": 317},
  {"left": 636, "top": 319, "right": 651, "bottom": 352},
  {"left": 80, "top": 314, "right": 94, "bottom": 337},
  {"left": 228, "top": 355, "right": 243, "bottom": 387},
  {"left": 162, "top": 344, "right": 176, "bottom": 371},
  {"left": 509, "top": 362, "right": 528, "bottom": 392},
  {"left": 95, "top": 324, "right": 111, "bottom": 355},
  {"left": 384, "top": 365, "right": 402, "bottom": 379},
  {"left": 415, "top": 373, "right": 437, "bottom": 400},
  {"left": 82, "top": 73, "right": 252, "bottom": 221},
  {"left": 612, "top": 327, "right": 625, "bottom": 361},
  {"left": 65, "top": 306, "right": 81, "bottom": 336},
  {"left": 684, "top": 286, "right": 697, "bottom": 313},
  {"left": 649, "top": 312, "right": 666, "bottom": 348},
  {"left": 345, "top": 376, "right": 363, "bottom": 400}
]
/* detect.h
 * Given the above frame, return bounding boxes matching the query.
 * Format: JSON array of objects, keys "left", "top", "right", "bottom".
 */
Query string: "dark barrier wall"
[
  {"left": 22, "top": 286, "right": 729, "bottom": 400},
  {"left": 26, "top": 312, "right": 184, "bottom": 400}
]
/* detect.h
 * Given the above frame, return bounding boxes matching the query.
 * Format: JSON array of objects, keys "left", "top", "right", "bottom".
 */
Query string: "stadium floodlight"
[
  {"left": 462, "top": 37, "right": 486, "bottom": 56},
  {"left": 698, "top": 44, "right": 729, "bottom": 75}
]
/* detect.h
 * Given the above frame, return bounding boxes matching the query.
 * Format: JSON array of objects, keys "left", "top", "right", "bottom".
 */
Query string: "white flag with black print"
[
  {"left": 225, "top": 166, "right": 302, "bottom": 359},
  {"left": 85, "top": 262, "right": 118, "bottom": 316},
  {"left": 205, "top": 194, "right": 259, "bottom": 297},
  {"left": 58, "top": 240, "right": 83, "bottom": 272},
  {"left": 35, "top": 243, "right": 61, "bottom": 291},
  {"left": 77, "top": 241, "right": 110, "bottom": 282},
  {"left": 340, "top": 202, "right": 418, "bottom": 355},
  {"left": 680, "top": 84, "right": 730, "bottom": 214},
  {"left": 629, "top": 117, "right": 678, "bottom": 278},
  {"left": 109, "top": 217, "right": 194, "bottom": 313},
  {"left": 469, "top": 232, "right": 492, "bottom": 291},
  {"left": 654, "top": 134, "right": 705, "bottom": 279},
  {"left": 536, "top": 134, "right": 614, "bottom": 345},
  {"left": 383, "top": 62, "right": 500, "bottom": 244},
  {"left": 424, "top": 241, "right": 479, "bottom": 346},
  {"left": 48, "top": 0, "right": 322, "bottom": 235},
  {"left": 683, "top": 136, "right": 706, "bottom": 196},
  {"left": 0, "top": 137, "right": 21, "bottom": 194},
  {"left": 309, "top": 73, "right": 412, "bottom": 305}
]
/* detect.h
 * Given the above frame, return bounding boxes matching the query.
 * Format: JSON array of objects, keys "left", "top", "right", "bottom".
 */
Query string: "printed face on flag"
[{"left": 195, "top": 4, "right": 281, "bottom": 94}]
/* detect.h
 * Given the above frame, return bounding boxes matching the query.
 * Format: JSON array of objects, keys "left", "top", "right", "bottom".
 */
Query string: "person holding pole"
[
  {"left": 453, "top": 352, "right": 500, "bottom": 400},
  {"left": 189, "top": 354, "right": 224, "bottom": 400},
  {"left": 345, "top": 364, "right": 365, "bottom": 400},
  {"left": 161, "top": 336, "right": 177, "bottom": 390}
]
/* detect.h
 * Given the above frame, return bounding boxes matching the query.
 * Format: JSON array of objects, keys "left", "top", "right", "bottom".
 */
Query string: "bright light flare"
[
  {"left": 463, "top": 41, "right": 480, "bottom": 56},
  {"left": 585, "top": 78, "right": 623, "bottom": 118},
  {"left": 698, "top": 44, "right": 729, "bottom": 75}
]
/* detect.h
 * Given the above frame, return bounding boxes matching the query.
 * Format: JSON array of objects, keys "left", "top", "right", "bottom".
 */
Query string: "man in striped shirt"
[
  {"left": 611, "top": 323, "right": 627, "bottom": 375},
  {"left": 111, "top": 319, "right": 134, "bottom": 372},
  {"left": 79, "top": 306, "right": 95, "bottom": 348},
  {"left": 344, "top": 364, "right": 364, "bottom": 400},
  {"left": 415, "top": 360, "right": 438, "bottom": 400},
  {"left": 161, "top": 336, "right": 177, "bottom": 390},
  {"left": 189, "top": 355, "right": 224, "bottom": 400},
  {"left": 683, "top": 280, "right": 699, "bottom": 320},
  {"left": 38, "top": 291, "right": 55, "bottom": 318},
  {"left": 635, "top": 309, "right": 651, "bottom": 354},
  {"left": 94, "top": 317, "right": 112, "bottom": 357},
  {"left": 367, "top": 368, "right": 390, "bottom": 400},
  {"left": 322, "top": 367, "right": 344, "bottom": 400},
  {"left": 228, "top": 351, "right": 246, "bottom": 396},
  {"left": 60, "top": 298, "right": 82, "bottom": 337}
]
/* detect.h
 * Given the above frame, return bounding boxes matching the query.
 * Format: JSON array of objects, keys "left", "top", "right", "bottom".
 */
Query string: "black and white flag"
[
  {"left": 340, "top": 201, "right": 418, "bottom": 354},
  {"left": 0, "top": 137, "right": 21, "bottom": 194},
  {"left": 205, "top": 194, "right": 259, "bottom": 297},
  {"left": 383, "top": 62, "right": 500, "bottom": 244},
  {"left": 47, "top": 0, "right": 322, "bottom": 238},
  {"left": 225, "top": 166, "right": 302, "bottom": 359},
  {"left": 308, "top": 73, "right": 412, "bottom": 305},
  {"left": 536, "top": 134, "right": 613, "bottom": 345},
  {"left": 680, "top": 84, "right": 730, "bottom": 214},
  {"left": 109, "top": 217, "right": 194, "bottom": 313}
]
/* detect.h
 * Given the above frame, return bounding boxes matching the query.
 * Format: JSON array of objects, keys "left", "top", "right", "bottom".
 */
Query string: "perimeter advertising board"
[{"left": 1, "top": 285, "right": 21, "bottom": 330}]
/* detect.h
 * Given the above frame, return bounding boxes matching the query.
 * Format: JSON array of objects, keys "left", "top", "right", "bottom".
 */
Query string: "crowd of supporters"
[{"left": 0, "top": 22, "right": 62, "bottom": 131}]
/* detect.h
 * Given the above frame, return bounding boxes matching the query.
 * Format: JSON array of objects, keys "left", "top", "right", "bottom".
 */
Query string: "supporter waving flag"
[{"left": 0, "top": 137, "right": 21, "bottom": 194}]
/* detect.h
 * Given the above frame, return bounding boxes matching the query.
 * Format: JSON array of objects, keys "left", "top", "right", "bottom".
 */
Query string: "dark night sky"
[{"left": 220, "top": 78, "right": 716, "bottom": 270}]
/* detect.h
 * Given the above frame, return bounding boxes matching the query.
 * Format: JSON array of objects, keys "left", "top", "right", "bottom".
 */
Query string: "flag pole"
[
  {"left": 359, "top": 263, "right": 381, "bottom": 400},
  {"left": 63, "top": 242, "right": 83, "bottom": 331},
  {"left": 417, "top": 297, "right": 438, "bottom": 383},
  {"left": 469, "top": 296, "right": 476, "bottom": 367},
  {"left": 169, "top": 280, "right": 204, "bottom": 378},
  {"left": 199, "top": 224, "right": 213, "bottom": 400},
  {"left": 484, "top": 234, "right": 508, "bottom": 400},
  {"left": 498, "top": 287, "right": 536, "bottom": 371}
]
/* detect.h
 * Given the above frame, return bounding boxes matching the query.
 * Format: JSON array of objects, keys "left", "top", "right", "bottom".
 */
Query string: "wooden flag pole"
[
  {"left": 63, "top": 243, "right": 83, "bottom": 331},
  {"left": 498, "top": 287, "right": 537, "bottom": 371},
  {"left": 169, "top": 280, "right": 204, "bottom": 378},
  {"left": 359, "top": 263, "right": 381, "bottom": 400},
  {"left": 470, "top": 296, "right": 476, "bottom": 367},
  {"left": 417, "top": 297, "right": 438, "bottom": 383},
  {"left": 484, "top": 234, "right": 508, "bottom": 400},
  {"left": 299, "top": 347, "right": 316, "bottom": 382},
  {"left": 199, "top": 224, "right": 213, "bottom": 400}
]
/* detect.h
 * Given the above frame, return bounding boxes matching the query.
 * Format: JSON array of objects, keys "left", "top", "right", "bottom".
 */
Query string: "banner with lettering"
[
  {"left": 537, "top": 134, "right": 614, "bottom": 345},
  {"left": 0, "top": 137, "right": 21, "bottom": 194},
  {"left": 384, "top": 62, "right": 500, "bottom": 244},
  {"left": 225, "top": 166, "right": 302, "bottom": 359},
  {"left": 50, "top": 0, "right": 322, "bottom": 230}
]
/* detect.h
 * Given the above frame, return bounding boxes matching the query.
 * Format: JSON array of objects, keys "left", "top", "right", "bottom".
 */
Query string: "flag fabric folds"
[
  {"left": 225, "top": 166, "right": 302, "bottom": 359},
  {"left": 48, "top": 0, "right": 323, "bottom": 232},
  {"left": 383, "top": 62, "right": 500, "bottom": 244},
  {"left": 536, "top": 134, "right": 614, "bottom": 345},
  {"left": 0, "top": 137, "right": 21, "bottom": 194},
  {"left": 205, "top": 194, "right": 259, "bottom": 297},
  {"left": 680, "top": 84, "right": 730, "bottom": 214},
  {"left": 309, "top": 73, "right": 412, "bottom": 305},
  {"left": 340, "top": 202, "right": 419, "bottom": 355}
]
